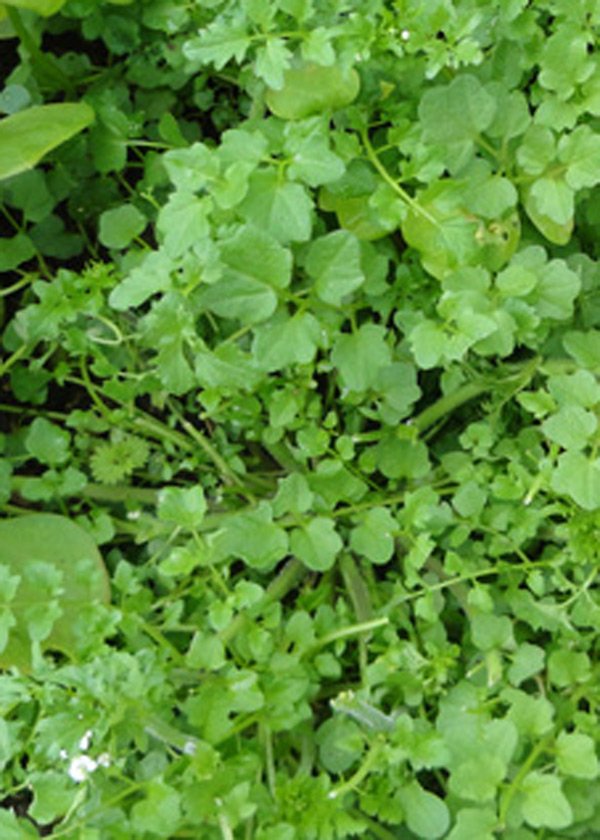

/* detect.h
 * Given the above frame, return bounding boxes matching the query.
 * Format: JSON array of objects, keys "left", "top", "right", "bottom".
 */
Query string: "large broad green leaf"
[
  {"left": 0, "top": 102, "right": 94, "bottom": 181},
  {"left": 266, "top": 62, "right": 360, "bottom": 120},
  {"left": 1, "top": 0, "right": 66, "bottom": 14},
  {"left": 0, "top": 514, "right": 110, "bottom": 670}
]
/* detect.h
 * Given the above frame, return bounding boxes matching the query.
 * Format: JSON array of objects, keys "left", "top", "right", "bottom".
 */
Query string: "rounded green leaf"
[
  {"left": 99, "top": 204, "right": 146, "bottom": 250},
  {"left": 290, "top": 517, "right": 342, "bottom": 571},
  {"left": 399, "top": 782, "right": 450, "bottom": 839},
  {"left": 0, "top": 103, "right": 95, "bottom": 181},
  {"left": 266, "top": 62, "right": 360, "bottom": 120},
  {"left": 0, "top": 514, "right": 110, "bottom": 670},
  {"left": 521, "top": 772, "right": 573, "bottom": 829}
]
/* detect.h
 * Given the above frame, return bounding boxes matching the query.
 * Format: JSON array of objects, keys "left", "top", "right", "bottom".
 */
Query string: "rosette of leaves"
[{"left": 90, "top": 431, "right": 150, "bottom": 485}]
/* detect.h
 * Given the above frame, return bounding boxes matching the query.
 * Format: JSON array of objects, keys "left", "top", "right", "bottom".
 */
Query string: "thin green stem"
[
  {"left": 167, "top": 399, "right": 251, "bottom": 495},
  {"left": 0, "top": 343, "right": 29, "bottom": 377},
  {"left": 350, "top": 811, "right": 400, "bottom": 840},
  {"left": 9, "top": 477, "right": 158, "bottom": 505},
  {"left": 413, "top": 380, "right": 488, "bottom": 433},
  {"left": 328, "top": 735, "right": 385, "bottom": 800},
  {"left": 0, "top": 274, "right": 35, "bottom": 297},
  {"left": 498, "top": 736, "right": 553, "bottom": 828},
  {"left": 388, "top": 556, "right": 558, "bottom": 611},
  {"left": 261, "top": 724, "right": 277, "bottom": 799},
  {"left": 475, "top": 134, "right": 500, "bottom": 160},
  {"left": 313, "top": 617, "right": 389, "bottom": 651},
  {"left": 361, "top": 130, "right": 440, "bottom": 226}
]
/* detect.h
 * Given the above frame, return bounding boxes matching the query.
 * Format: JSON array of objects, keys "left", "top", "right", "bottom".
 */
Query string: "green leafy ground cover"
[{"left": 1, "top": 0, "right": 600, "bottom": 836}]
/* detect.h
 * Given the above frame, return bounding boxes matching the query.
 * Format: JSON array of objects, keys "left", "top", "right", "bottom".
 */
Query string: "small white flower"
[
  {"left": 183, "top": 740, "right": 197, "bottom": 756},
  {"left": 68, "top": 755, "right": 98, "bottom": 783},
  {"left": 59, "top": 749, "right": 68, "bottom": 760},
  {"left": 97, "top": 752, "right": 111, "bottom": 768},
  {"left": 78, "top": 730, "right": 93, "bottom": 751},
  {"left": 401, "top": 29, "right": 410, "bottom": 41},
  {"left": 127, "top": 510, "right": 141, "bottom": 521}
]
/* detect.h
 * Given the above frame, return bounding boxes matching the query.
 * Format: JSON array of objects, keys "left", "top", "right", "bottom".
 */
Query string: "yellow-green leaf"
[
  {"left": 266, "top": 62, "right": 360, "bottom": 120},
  {"left": 0, "top": 102, "right": 94, "bottom": 181},
  {"left": 2, "top": 0, "right": 66, "bottom": 15}
]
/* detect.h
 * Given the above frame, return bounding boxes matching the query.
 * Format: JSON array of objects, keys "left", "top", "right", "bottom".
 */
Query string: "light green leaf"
[
  {"left": 266, "top": 62, "right": 359, "bottom": 120},
  {"left": 201, "top": 278, "right": 277, "bottom": 325},
  {"left": 254, "top": 37, "right": 292, "bottom": 89},
  {"left": 131, "top": 780, "right": 181, "bottom": 836},
  {"left": 558, "top": 125, "right": 600, "bottom": 189},
  {"left": 239, "top": 170, "right": 312, "bottom": 243},
  {"left": 529, "top": 176, "right": 574, "bottom": 226},
  {"left": 98, "top": 204, "right": 146, "bottom": 250},
  {"left": 157, "top": 486, "right": 207, "bottom": 530},
  {"left": 306, "top": 230, "right": 364, "bottom": 306},
  {"left": 447, "top": 808, "right": 497, "bottom": 840},
  {"left": 399, "top": 781, "right": 450, "bottom": 839},
  {"left": 470, "top": 612, "right": 514, "bottom": 651},
  {"left": 163, "top": 142, "right": 219, "bottom": 192},
  {"left": 547, "top": 370, "right": 600, "bottom": 408},
  {"left": 183, "top": 16, "right": 250, "bottom": 70},
  {"left": 542, "top": 406, "right": 597, "bottom": 450},
  {"left": 450, "top": 755, "right": 507, "bottom": 802},
  {"left": 29, "top": 771, "right": 76, "bottom": 824},
  {"left": 523, "top": 182, "right": 573, "bottom": 245},
  {"left": 209, "top": 503, "right": 288, "bottom": 570},
  {"left": 496, "top": 265, "right": 537, "bottom": 297},
  {"left": 419, "top": 74, "right": 496, "bottom": 144},
  {"left": 331, "top": 324, "right": 391, "bottom": 392},
  {"left": 0, "top": 103, "right": 94, "bottom": 181},
  {"left": 290, "top": 517, "right": 342, "bottom": 571},
  {"left": 0, "top": 807, "right": 39, "bottom": 839},
  {"left": 508, "top": 644, "right": 545, "bottom": 686},
  {"left": 195, "top": 343, "right": 262, "bottom": 391},
  {"left": 516, "top": 125, "right": 556, "bottom": 175},
  {"left": 547, "top": 649, "right": 591, "bottom": 687},
  {"left": 186, "top": 631, "right": 225, "bottom": 670},
  {"left": 253, "top": 312, "right": 321, "bottom": 371},
  {"left": 110, "top": 251, "right": 174, "bottom": 311},
  {"left": 551, "top": 451, "right": 600, "bottom": 510},
  {"left": 374, "top": 435, "right": 430, "bottom": 480},
  {"left": 555, "top": 732, "right": 599, "bottom": 779},
  {"left": 0, "top": 515, "right": 109, "bottom": 670},
  {"left": 409, "top": 320, "right": 447, "bottom": 369},
  {"left": 316, "top": 717, "right": 363, "bottom": 774},
  {"left": 157, "top": 192, "right": 211, "bottom": 258},
  {"left": 401, "top": 179, "right": 491, "bottom": 280},
  {"left": 221, "top": 225, "right": 292, "bottom": 290},
  {"left": 563, "top": 330, "right": 600, "bottom": 369},
  {"left": 453, "top": 480, "right": 487, "bottom": 518},
  {"left": 521, "top": 772, "right": 572, "bottom": 829},
  {"left": 25, "top": 417, "right": 70, "bottom": 466},
  {"left": 350, "top": 507, "right": 396, "bottom": 565}
]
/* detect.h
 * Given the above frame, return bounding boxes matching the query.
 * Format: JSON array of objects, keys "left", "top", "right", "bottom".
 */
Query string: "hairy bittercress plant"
[{"left": 0, "top": 0, "right": 599, "bottom": 837}]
